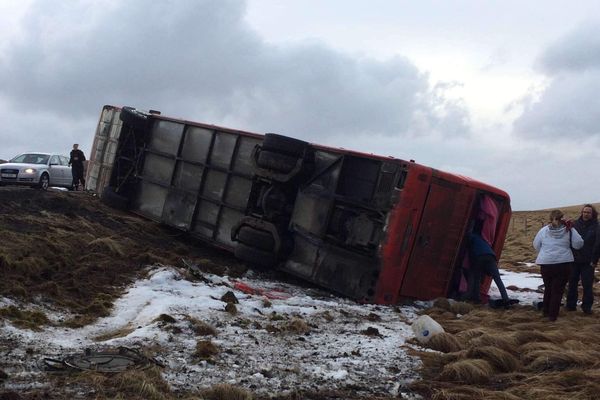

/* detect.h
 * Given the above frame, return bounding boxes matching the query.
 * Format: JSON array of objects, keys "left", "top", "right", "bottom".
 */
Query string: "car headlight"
[{"left": 24, "top": 168, "right": 36, "bottom": 174}]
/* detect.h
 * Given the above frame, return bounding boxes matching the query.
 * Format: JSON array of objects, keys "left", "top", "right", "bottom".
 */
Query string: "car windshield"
[{"left": 10, "top": 153, "right": 50, "bottom": 165}]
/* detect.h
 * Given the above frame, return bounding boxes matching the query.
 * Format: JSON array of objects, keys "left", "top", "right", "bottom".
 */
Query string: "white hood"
[{"left": 0, "top": 162, "right": 47, "bottom": 170}]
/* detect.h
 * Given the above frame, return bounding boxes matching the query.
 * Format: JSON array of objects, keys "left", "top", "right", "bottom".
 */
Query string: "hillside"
[
  {"left": 1, "top": 187, "right": 599, "bottom": 400},
  {"left": 500, "top": 203, "right": 600, "bottom": 269}
]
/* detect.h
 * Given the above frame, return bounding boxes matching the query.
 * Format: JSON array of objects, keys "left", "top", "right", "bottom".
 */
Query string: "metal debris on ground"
[{"left": 40, "top": 346, "right": 164, "bottom": 373}]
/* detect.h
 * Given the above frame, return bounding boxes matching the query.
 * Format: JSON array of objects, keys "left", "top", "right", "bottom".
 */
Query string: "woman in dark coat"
[{"left": 566, "top": 204, "right": 600, "bottom": 314}]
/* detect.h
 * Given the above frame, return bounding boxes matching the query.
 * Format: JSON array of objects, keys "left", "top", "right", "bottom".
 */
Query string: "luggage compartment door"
[{"left": 399, "top": 179, "right": 473, "bottom": 299}]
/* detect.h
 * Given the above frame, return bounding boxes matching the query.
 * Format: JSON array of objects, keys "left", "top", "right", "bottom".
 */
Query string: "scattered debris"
[{"left": 40, "top": 347, "right": 163, "bottom": 373}]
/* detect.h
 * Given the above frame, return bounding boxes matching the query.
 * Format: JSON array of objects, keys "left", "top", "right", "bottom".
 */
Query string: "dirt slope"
[{"left": 0, "top": 187, "right": 245, "bottom": 327}]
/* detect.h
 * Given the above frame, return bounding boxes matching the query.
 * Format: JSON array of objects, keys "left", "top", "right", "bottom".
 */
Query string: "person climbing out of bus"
[
  {"left": 68, "top": 143, "right": 86, "bottom": 190},
  {"left": 464, "top": 230, "right": 512, "bottom": 308},
  {"left": 566, "top": 204, "right": 600, "bottom": 314}
]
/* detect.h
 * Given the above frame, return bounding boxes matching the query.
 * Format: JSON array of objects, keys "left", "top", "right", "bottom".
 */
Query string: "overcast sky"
[{"left": 1, "top": 0, "right": 599, "bottom": 210}]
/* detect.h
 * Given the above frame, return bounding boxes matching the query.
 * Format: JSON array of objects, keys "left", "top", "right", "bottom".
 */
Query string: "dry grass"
[
  {"left": 200, "top": 383, "right": 253, "bottom": 400},
  {"left": 87, "top": 237, "right": 126, "bottom": 256},
  {"left": 194, "top": 340, "right": 220, "bottom": 360},
  {"left": 186, "top": 315, "right": 218, "bottom": 336},
  {"left": 426, "top": 332, "right": 463, "bottom": 353},
  {"left": 93, "top": 326, "right": 136, "bottom": 341},
  {"left": 465, "top": 346, "right": 520, "bottom": 372},
  {"left": 439, "top": 359, "right": 494, "bottom": 384},
  {"left": 0, "top": 305, "right": 50, "bottom": 330},
  {"left": 411, "top": 202, "right": 600, "bottom": 400},
  {"left": 283, "top": 318, "right": 311, "bottom": 334},
  {"left": 410, "top": 301, "right": 600, "bottom": 399}
]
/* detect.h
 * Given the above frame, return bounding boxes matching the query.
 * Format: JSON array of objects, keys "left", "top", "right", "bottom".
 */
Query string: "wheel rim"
[{"left": 41, "top": 175, "right": 49, "bottom": 190}]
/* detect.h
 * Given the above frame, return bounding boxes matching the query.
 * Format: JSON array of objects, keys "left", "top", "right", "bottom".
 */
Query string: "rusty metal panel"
[
  {"left": 148, "top": 120, "right": 184, "bottom": 155},
  {"left": 86, "top": 106, "right": 122, "bottom": 193},
  {"left": 399, "top": 179, "right": 474, "bottom": 299}
]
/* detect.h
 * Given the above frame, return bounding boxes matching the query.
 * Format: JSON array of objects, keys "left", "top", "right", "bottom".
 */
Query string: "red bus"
[{"left": 87, "top": 105, "right": 511, "bottom": 304}]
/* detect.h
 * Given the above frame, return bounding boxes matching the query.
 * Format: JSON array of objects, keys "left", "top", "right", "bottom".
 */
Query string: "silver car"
[{"left": 0, "top": 153, "right": 73, "bottom": 190}]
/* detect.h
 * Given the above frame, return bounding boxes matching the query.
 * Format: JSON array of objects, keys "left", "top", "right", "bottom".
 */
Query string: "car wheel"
[
  {"left": 262, "top": 134, "right": 308, "bottom": 157},
  {"left": 37, "top": 173, "right": 49, "bottom": 190},
  {"left": 119, "top": 106, "right": 150, "bottom": 132},
  {"left": 237, "top": 226, "right": 275, "bottom": 251},
  {"left": 234, "top": 243, "right": 278, "bottom": 268},
  {"left": 257, "top": 150, "right": 298, "bottom": 173}
]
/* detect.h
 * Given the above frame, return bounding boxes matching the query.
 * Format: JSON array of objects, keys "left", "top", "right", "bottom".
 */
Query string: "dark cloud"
[
  {"left": 537, "top": 23, "right": 600, "bottom": 74},
  {"left": 0, "top": 0, "right": 470, "bottom": 159},
  {"left": 513, "top": 73, "right": 600, "bottom": 138},
  {"left": 514, "top": 22, "right": 600, "bottom": 139}
]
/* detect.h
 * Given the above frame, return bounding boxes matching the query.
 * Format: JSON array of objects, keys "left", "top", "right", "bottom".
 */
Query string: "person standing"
[
  {"left": 464, "top": 231, "right": 511, "bottom": 307},
  {"left": 68, "top": 143, "right": 86, "bottom": 190},
  {"left": 533, "top": 209, "right": 584, "bottom": 321},
  {"left": 566, "top": 204, "right": 600, "bottom": 314}
]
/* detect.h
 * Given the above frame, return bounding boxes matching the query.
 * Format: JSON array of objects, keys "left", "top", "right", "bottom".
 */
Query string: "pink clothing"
[{"left": 478, "top": 195, "right": 499, "bottom": 245}]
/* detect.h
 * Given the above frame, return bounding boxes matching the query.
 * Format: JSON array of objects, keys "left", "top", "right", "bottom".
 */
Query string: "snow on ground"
[
  {"left": 0, "top": 265, "right": 544, "bottom": 397},
  {"left": 489, "top": 266, "right": 544, "bottom": 305}
]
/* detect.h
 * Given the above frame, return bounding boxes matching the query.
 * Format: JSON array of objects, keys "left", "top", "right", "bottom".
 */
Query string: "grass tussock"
[
  {"left": 454, "top": 328, "right": 488, "bottom": 341},
  {"left": 467, "top": 333, "right": 518, "bottom": 354},
  {"left": 411, "top": 288, "right": 600, "bottom": 400},
  {"left": 0, "top": 305, "right": 49, "bottom": 330},
  {"left": 66, "top": 367, "right": 170, "bottom": 400},
  {"left": 195, "top": 340, "right": 220, "bottom": 360},
  {"left": 426, "top": 332, "right": 463, "bottom": 353},
  {"left": 439, "top": 359, "right": 494, "bottom": 384},
  {"left": 283, "top": 318, "right": 310, "bottom": 334},
  {"left": 93, "top": 326, "right": 136, "bottom": 341},
  {"left": 449, "top": 302, "right": 475, "bottom": 315},
  {"left": 430, "top": 386, "right": 521, "bottom": 400},
  {"left": 511, "top": 329, "right": 553, "bottom": 344},
  {"left": 186, "top": 316, "right": 218, "bottom": 336},
  {"left": 200, "top": 383, "right": 253, "bottom": 400},
  {"left": 523, "top": 349, "right": 599, "bottom": 372},
  {"left": 87, "top": 237, "right": 125, "bottom": 256},
  {"left": 433, "top": 298, "right": 451, "bottom": 310},
  {"left": 466, "top": 346, "right": 520, "bottom": 372}
]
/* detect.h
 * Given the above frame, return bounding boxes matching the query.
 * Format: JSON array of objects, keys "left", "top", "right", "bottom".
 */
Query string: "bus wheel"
[
  {"left": 119, "top": 106, "right": 149, "bottom": 132},
  {"left": 238, "top": 226, "right": 275, "bottom": 251},
  {"left": 257, "top": 150, "right": 297, "bottom": 173}
]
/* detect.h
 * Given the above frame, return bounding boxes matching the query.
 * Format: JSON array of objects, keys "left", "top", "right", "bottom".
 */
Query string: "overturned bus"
[{"left": 86, "top": 105, "right": 511, "bottom": 305}]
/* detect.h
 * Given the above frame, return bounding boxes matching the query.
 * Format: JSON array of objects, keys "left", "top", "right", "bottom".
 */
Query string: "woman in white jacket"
[{"left": 533, "top": 209, "right": 584, "bottom": 321}]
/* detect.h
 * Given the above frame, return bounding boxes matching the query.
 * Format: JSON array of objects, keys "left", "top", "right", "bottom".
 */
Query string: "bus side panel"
[
  {"left": 399, "top": 177, "right": 475, "bottom": 299},
  {"left": 139, "top": 124, "right": 260, "bottom": 248},
  {"left": 374, "top": 165, "right": 432, "bottom": 304}
]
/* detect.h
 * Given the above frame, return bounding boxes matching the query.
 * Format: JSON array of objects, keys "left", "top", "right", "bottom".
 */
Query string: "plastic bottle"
[{"left": 412, "top": 315, "right": 445, "bottom": 344}]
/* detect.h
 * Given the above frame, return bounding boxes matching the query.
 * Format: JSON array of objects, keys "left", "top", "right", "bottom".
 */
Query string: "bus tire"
[
  {"left": 262, "top": 133, "right": 307, "bottom": 157},
  {"left": 234, "top": 243, "right": 277, "bottom": 267},
  {"left": 257, "top": 150, "right": 297, "bottom": 173},
  {"left": 238, "top": 226, "right": 275, "bottom": 251},
  {"left": 119, "top": 106, "right": 149, "bottom": 132}
]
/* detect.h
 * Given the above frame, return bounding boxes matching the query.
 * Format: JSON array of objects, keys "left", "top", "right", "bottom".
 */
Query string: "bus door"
[{"left": 399, "top": 178, "right": 474, "bottom": 299}]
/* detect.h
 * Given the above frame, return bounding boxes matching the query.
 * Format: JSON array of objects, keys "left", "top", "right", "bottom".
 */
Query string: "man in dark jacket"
[
  {"left": 68, "top": 143, "right": 86, "bottom": 190},
  {"left": 566, "top": 204, "right": 600, "bottom": 314},
  {"left": 464, "top": 231, "right": 510, "bottom": 306}
]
